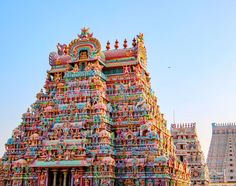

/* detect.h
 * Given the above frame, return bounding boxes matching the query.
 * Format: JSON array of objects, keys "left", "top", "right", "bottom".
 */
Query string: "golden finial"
[
  {"left": 106, "top": 41, "right": 110, "bottom": 50},
  {"left": 123, "top": 39, "right": 128, "bottom": 49},
  {"left": 81, "top": 27, "right": 90, "bottom": 34},
  {"left": 78, "top": 27, "right": 93, "bottom": 39},
  {"left": 132, "top": 38, "right": 137, "bottom": 47},
  {"left": 114, "top": 39, "right": 119, "bottom": 49}
]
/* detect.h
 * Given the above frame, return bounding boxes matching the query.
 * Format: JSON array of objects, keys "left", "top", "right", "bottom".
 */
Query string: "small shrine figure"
[
  {"left": 39, "top": 172, "right": 46, "bottom": 186},
  {"left": 79, "top": 50, "right": 88, "bottom": 60},
  {"left": 54, "top": 72, "right": 62, "bottom": 80},
  {"left": 73, "top": 64, "right": 79, "bottom": 73},
  {"left": 84, "top": 179, "right": 90, "bottom": 186}
]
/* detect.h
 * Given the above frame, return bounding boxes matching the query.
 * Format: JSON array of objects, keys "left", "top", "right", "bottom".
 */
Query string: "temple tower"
[
  {"left": 0, "top": 28, "right": 190, "bottom": 186},
  {"left": 207, "top": 123, "right": 236, "bottom": 185},
  {"left": 171, "top": 123, "right": 210, "bottom": 185}
]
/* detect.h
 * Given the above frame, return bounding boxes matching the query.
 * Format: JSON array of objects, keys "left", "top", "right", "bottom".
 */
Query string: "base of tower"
[{"left": 210, "top": 183, "right": 236, "bottom": 186}]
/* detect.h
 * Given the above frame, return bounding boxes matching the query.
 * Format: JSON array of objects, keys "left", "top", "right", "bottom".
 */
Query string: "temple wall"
[{"left": 207, "top": 123, "right": 236, "bottom": 184}]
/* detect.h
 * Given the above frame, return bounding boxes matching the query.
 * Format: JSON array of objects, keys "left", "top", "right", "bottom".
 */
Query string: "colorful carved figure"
[{"left": 0, "top": 28, "right": 190, "bottom": 186}]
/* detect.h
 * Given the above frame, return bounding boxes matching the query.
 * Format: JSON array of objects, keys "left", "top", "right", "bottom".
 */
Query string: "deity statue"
[
  {"left": 79, "top": 50, "right": 88, "bottom": 60},
  {"left": 39, "top": 173, "right": 46, "bottom": 186},
  {"left": 73, "top": 64, "right": 79, "bottom": 73},
  {"left": 54, "top": 72, "right": 62, "bottom": 80}
]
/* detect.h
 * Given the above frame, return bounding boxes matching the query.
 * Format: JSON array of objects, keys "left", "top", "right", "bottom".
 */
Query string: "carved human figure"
[
  {"left": 84, "top": 179, "right": 90, "bottom": 186},
  {"left": 73, "top": 64, "right": 79, "bottom": 73},
  {"left": 79, "top": 50, "right": 88, "bottom": 60},
  {"left": 39, "top": 173, "right": 46, "bottom": 186}
]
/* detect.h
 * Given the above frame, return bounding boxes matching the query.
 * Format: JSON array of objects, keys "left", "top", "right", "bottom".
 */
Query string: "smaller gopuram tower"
[
  {"left": 207, "top": 123, "right": 236, "bottom": 184},
  {"left": 171, "top": 123, "right": 210, "bottom": 185}
]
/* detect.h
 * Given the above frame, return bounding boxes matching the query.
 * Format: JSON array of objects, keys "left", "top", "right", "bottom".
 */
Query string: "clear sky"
[{"left": 0, "top": 0, "right": 236, "bottom": 158}]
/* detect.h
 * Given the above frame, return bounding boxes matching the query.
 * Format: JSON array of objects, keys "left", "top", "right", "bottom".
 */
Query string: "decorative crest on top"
[
  {"left": 57, "top": 43, "right": 67, "bottom": 55},
  {"left": 78, "top": 27, "right": 93, "bottom": 39},
  {"left": 137, "top": 33, "right": 144, "bottom": 44}
]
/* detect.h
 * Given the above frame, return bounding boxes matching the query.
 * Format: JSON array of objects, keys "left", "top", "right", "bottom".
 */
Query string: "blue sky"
[{"left": 0, "top": 0, "right": 236, "bottom": 157}]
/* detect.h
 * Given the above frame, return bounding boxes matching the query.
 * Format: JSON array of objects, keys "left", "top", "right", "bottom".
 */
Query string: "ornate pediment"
[{"left": 67, "top": 27, "right": 102, "bottom": 62}]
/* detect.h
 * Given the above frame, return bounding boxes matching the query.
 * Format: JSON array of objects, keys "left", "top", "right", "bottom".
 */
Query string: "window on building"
[
  {"left": 103, "top": 68, "right": 123, "bottom": 75},
  {"left": 179, "top": 156, "right": 184, "bottom": 162},
  {"left": 230, "top": 164, "right": 233, "bottom": 167},
  {"left": 180, "top": 144, "right": 184, "bottom": 149},
  {"left": 230, "top": 170, "right": 233, "bottom": 172},
  {"left": 230, "top": 176, "right": 234, "bottom": 180}
]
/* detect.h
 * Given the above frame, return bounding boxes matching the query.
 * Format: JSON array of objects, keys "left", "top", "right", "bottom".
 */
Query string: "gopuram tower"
[
  {"left": 0, "top": 28, "right": 190, "bottom": 186},
  {"left": 171, "top": 123, "right": 210, "bottom": 185},
  {"left": 207, "top": 123, "right": 236, "bottom": 185}
]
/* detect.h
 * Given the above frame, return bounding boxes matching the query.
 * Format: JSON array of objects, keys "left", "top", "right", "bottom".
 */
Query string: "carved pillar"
[
  {"left": 163, "top": 180, "right": 166, "bottom": 186},
  {"left": 37, "top": 170, "right": 41, "bottom": 186},
  {"left": 84, "top": 179, "right": 90, "bottom": 186},
  {"left": 80, "top": 177, "right": 83, "bottom": 186},
  {"left": 53, "top": 171, "right": 57, "bottom": 186},
  {"left": 59, "top": 174, "right": 63, "bottom": 186},
  {"left": 70, "top": 169, "right": 74, "bottom": 186},
  {"left": 166, "top": 179, "right": 170, "bottom": 186},
  {"left": 45, "top": 169, "right": 49, "bottom": 186},
  {"left": 71, "top": 169, "right": 75, "bottom": 186},
  {"left": 63, "top": 171, "right": 68, "bottom": 186}
]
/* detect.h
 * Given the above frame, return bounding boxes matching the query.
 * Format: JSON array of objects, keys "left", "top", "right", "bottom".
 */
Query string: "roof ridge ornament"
[
  {"left": 137, "top": 33, "right": 144, "bottom": 45},
  {"left": 78, "top": 27, "right": 93, "bottom": 39}
]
